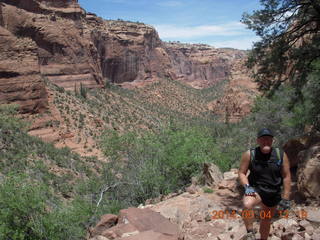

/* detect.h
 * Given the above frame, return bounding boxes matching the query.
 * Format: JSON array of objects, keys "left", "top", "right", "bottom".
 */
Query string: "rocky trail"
[{"left": 88, "top": 166, "right": 320, "bottom": 240}]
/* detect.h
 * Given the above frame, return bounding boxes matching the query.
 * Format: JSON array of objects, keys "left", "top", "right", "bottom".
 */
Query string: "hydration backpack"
[{"left": 250, "top": 147, "right": 283, "bottom": 166}]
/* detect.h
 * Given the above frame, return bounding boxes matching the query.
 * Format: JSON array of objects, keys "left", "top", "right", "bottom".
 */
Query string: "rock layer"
[
  {"left": 0, "top": 24, "right": 47, "bottom": 113},
  {"left": 164, "top": 43, "right": 238, "bottom": 89},
  {"left": 0, "top": 0, "right": 103, "bottom": 112}
]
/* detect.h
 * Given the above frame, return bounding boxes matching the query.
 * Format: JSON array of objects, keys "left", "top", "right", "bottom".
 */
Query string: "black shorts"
[{"left": 254, "top": 185, "right": 281, "bottom": 207}]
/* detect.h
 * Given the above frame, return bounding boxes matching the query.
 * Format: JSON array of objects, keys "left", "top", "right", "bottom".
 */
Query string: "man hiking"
[{"left": 238, "top": 128, "right": 291, "bottom": 240}]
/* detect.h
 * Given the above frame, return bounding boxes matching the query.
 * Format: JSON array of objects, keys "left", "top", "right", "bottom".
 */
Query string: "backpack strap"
[
  {"left": 275, "top": 147, "right": 283, "bottom": 166},
  {"left": 250, "top": 148, "right": 255, "bottom": 163},
  {"left": 248, "top": 148, "right": 256, "bottom": 186},
  {"left": 249, "top": 148, "right": 256, "bottom": 170}
]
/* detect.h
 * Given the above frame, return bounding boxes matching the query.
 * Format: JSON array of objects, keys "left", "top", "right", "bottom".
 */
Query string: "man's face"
[{"left": 257, "top": 135, "right": 273, "bottom": 153}]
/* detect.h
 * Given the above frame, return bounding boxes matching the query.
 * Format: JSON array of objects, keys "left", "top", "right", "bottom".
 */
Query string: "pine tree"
[{"left": 242, "top": 0, "right": 320, "bottom": 95}]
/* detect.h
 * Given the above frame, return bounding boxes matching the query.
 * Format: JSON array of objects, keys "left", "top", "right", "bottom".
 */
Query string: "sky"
[{"left": 78, "top": 0, "right": 262, "bottom": 50}]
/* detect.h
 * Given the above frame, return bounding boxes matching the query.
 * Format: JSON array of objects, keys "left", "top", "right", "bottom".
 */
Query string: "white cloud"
[
  {"left": 208, "top": 36, "right": 261, "bottom": 50},
  {"left": 153, "top": 22, "right": 260, "bottom": 50},
  {"left": 154, "top": 22, "right": 247, "bottom": 39}
]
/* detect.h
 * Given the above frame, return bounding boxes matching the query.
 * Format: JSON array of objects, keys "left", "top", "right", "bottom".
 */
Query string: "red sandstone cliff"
[
  {"left": 164, "top": 43, "right": 233, "bottom": 89},
  {"left": 0, "top": 0, "right": 104, "bottom": 113}
]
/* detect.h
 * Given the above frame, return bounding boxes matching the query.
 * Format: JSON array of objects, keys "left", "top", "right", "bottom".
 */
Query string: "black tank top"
[{"left": 248, "top": 147, "right": 283, "bottom": 192}]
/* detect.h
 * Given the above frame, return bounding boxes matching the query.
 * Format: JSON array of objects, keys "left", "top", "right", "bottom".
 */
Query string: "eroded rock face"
[
  {"left": 87, "top": 20, "right": 170, "bottom": 84},
  {"left": 164, "top": 43, "right": 238, "bottom": 89},
  {"left": 207, "top": 54, "right": 258, "bottom": 122},
  {"left": 0, "top": 0, "right": 103, "bottom": 112},
  {"left": 84, "top": 17, "right": 249, "bottom": 90},
  {"left": 0, "top": 24, "right": 47, "bottom": 113},
  {"left": 1, "top": 0, "right": 83, "bottom": 19}
]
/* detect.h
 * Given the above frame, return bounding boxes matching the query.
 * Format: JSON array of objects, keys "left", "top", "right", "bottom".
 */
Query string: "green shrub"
[
  {"left": 0, "top": 174, "right": 48, "bottom": 240},
  {"left": 80, "top": 83, "right": 88, "bottom": 99},
  {"left": 0, "top": 105, "right": 95, "bottom": 196},
  {"left": 0, "top": 174, "right": 96, "bottom": 240},
  {"left": 99, "top": 123, "right": 232, "bottom": 206},
  {"left": 291, "top": 60, "right": 320, "bottom": 131},
  {"left": 203, "top": 187, "right": 214, "bottom": 193}
]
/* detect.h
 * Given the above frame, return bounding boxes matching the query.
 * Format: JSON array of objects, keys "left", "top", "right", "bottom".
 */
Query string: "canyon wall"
[{"left": 0, "top": 0, "right": 255, "bottom": 116}]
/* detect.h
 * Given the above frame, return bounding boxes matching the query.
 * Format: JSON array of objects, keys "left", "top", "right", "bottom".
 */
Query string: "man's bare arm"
[
  {"left": 281, "top": 152, "right": 291, "bottom": 200},
  {"left": 238, "top": 150, "right": 251, "bottom": 186}
]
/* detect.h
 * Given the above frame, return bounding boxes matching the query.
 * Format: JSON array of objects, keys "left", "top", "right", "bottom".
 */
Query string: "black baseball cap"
[{"left": 257, "top": 128, "right": 274, "bottom": 138}]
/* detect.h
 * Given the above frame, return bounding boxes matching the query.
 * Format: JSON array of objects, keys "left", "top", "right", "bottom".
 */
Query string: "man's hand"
[
  {"left": 278, "top": 199, "right": 291, "bottom": 211},
  {"left": 244, "top": 184, "right": 256, "bottom": 196}
]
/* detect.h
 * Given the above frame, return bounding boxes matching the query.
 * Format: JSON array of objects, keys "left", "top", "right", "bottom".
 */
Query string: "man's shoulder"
[
  {"left": 243, "top": 149, "right": 251, "bottom": 155},
  {"left": 241, "top": 150, "right": 251, "bottom": 161}
]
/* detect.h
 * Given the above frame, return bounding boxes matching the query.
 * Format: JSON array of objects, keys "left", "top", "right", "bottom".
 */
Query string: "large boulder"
[
  {"left": 118, "top": 208, "right": 179, "bottom": 236},
  {"left": 90, "top": 208, "right": 179, "bottom": 240},
  {"left": 90, "top": 214, "right": 118, "bottom": 237},
  {"left": 297, "top": 143, "right": 320, "bottom": 200},
  {"left": 283, "top": 138, "right": 306, "bottom": 168},
  {"left": 202, "top": 162, "right": 223, "bottom": 187}
]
